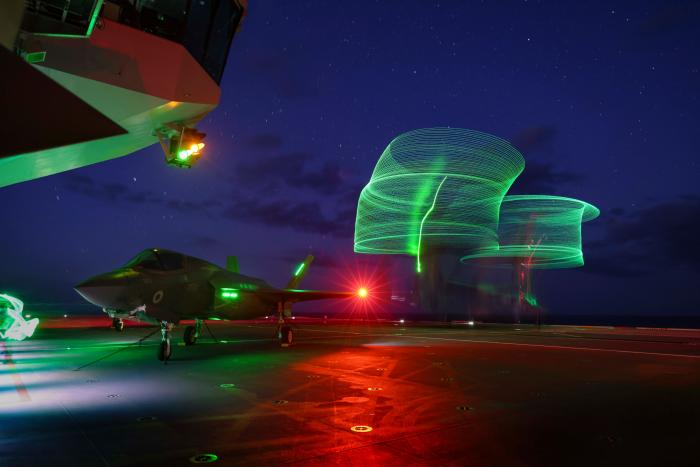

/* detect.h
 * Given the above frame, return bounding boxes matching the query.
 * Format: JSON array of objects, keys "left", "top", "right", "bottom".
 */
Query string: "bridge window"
[{"left": 103, "top": 0, "right": 244, "bottom": 83}]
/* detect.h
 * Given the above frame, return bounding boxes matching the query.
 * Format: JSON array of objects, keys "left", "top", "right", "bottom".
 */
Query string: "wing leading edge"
[{"left": 257, "top": 289, "right": 355, "bottom": 303}]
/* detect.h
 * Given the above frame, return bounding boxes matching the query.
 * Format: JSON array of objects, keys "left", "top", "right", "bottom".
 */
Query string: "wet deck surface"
[{"left": 2, "top": 318, "right": 699, "bottom": 466}]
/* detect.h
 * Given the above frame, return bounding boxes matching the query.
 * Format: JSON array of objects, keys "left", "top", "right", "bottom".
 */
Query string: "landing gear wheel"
[
  {"left": 278, "top": 325, "right": 293, "bottom": 346},
  {"left": 112, "top": 318, "right": 124, "bottom": 332},
  {"left": 158, "top": 339, "right": 172, "bottom": 361},
  {"left": 184, "top": 326, "right": 197, "bottom": 346}
]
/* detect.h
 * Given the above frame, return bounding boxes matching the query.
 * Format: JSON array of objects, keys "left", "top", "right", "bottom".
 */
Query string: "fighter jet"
[{"left": 75, "top": 248, "right": 358, "bottom": 361}]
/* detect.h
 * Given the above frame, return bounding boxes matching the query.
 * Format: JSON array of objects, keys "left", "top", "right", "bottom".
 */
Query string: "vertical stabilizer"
[
  {"left": 286, "top": 255, "right": 314, "bottom": 289},
  {"left": 226, "top": 256, "right": 239, "bottom": 273}
]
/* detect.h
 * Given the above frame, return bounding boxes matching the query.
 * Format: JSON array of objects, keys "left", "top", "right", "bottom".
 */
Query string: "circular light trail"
[
  {"left": 461, "top": 195, "right": 600, "bottom": 268},
  {"left": 354, "top": 128, "right": 525, "bottom": 272}
]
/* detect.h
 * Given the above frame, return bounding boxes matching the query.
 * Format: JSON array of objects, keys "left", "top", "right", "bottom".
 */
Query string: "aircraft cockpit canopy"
[{"left": 125, "top": 249, "right": 184, "bottom": 271}]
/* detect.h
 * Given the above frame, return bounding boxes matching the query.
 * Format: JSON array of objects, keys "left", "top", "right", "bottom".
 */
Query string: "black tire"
[
  {"left": 157, "top": 339, "right": 171, "bottom": 361},
  {"left": 184, "top": 326, "right": 197, "bottom": 346},
  {"left": 113, "top": 318, "right": 124, "bottom": 332},
  {"left": 279, "top": 326, "right": 293, "bottom": 345}
]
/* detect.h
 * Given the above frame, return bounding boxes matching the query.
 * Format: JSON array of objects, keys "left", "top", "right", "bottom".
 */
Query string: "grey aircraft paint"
[{"left": 75, "top": 248, "right": 354, "bottom": 360}]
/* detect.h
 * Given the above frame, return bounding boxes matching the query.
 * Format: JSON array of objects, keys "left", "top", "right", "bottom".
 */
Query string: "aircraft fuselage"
[{"left": 76, "top": 252, "right": 279, "bottom": 324}]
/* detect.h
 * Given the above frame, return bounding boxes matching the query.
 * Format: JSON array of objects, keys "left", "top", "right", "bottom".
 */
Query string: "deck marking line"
[
  {"left": 296, "top": 327, "right": 700, "bottom": 360},
  {"left": 1, "top": 341, "right": 31, "bottom": 402}
]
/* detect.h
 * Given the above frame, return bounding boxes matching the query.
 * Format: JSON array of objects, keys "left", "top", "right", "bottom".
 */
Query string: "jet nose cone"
[
  {"left": 75, "top": 270, "right": 136, "bottom": 308},
  {"left": 75, "top": 274, "right": 113, "bottom": 293},
  {"left": 74, "top": 277, "right": 99, "bottom": 291}
]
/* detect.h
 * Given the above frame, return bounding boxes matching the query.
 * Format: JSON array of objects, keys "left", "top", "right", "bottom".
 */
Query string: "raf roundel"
[{"left": 152, "top": 290, "right": 164, "bottom": 304}]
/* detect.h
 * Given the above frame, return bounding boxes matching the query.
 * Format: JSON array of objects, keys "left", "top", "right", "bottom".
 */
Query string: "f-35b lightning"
[{"left": 75, "top": 248, "right": 358, "bottom": 361}]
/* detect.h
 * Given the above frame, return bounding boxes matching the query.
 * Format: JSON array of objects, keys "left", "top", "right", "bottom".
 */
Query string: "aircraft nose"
[{"left": 75, "top": 270, "right": 135, "bottom": 308}]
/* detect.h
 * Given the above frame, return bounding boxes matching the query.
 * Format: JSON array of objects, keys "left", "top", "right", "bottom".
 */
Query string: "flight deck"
[{"left": 1, "top": 318, "right": 699, "bottom": 466}]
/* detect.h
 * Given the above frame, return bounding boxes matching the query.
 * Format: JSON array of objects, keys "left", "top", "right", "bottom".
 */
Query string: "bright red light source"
[{"left": 326, "top": 257, "right": 391, "bottom": 319}]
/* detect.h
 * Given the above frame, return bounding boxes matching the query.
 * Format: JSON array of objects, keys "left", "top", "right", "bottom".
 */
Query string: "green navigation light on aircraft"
[
  {"left": 294, "top": 263, "right": 305, "bottom": 276},
  {"left": 0, "top": 294, "right": 39, "bottom": 341},
  {"left": 220, "top": 288, "right": 239, "bottom": 299}
]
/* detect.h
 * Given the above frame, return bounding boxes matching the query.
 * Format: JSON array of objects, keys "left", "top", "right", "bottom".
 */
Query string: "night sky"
[{"left": 2, "top": 1, "right": 699, "bottom": 321}]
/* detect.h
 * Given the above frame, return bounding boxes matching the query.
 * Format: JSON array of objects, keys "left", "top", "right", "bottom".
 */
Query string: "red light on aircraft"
[{"left": 357, "top": 287, "right": 369, "bottom": 298}]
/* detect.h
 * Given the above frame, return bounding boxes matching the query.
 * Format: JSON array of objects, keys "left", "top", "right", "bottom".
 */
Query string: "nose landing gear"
[
  {"left": 278, "top": 325, "right": 293, "bottom": 346},
  {"left": 112, "top": 318, "right": 124, "bottom": 332},
  {"left": 276, "top": 302, "right": 293, "bottom": 347},
  {"left": 158, "top": 321, "right": 173, "bottom": 361},
  {"left": 184, "top": 318, "right": 202, "bottom": 346}
]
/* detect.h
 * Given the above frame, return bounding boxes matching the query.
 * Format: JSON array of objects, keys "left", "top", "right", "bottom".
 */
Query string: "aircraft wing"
[{"left": 257, "top": 289, "right": 355, "bottom": 304}]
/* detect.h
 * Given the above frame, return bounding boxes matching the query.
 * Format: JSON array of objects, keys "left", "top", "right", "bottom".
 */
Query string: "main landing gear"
[
  {"left": 158, "top": 321, "right": 173, "bottom": 362},
  {"left": 112, "top": 318, "right": 124, "bottom": 332},
  {"left": 278, "top": 324, "right": 293, "bottom": 346},
  {"left": 276, "top": 302, "right": 293, "bottom": 347},
  {"left": 158, "top": 319, "right": 202, "bottom": 361},
  {"left": 184, "top": 319, "right": 202, "bottom": 346}
]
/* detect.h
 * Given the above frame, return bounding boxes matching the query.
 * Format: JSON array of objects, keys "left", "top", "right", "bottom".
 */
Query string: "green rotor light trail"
[
  {"left": 0, "top": 294, "right": 40, "bottom": 341},
  {"left": 354, "top": 128, "right": 526, "bottom": 271},
  {"left": 461, "top": 195, "right": 600, "bottom": 268},
  {"left": 416, "top": 177, "right": 448, "bottom": 273}
]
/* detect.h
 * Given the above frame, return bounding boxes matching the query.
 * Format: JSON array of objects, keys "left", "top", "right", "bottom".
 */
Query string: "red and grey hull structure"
[{"left": 0, "top": 0, "right": 247, "bottom": 187}]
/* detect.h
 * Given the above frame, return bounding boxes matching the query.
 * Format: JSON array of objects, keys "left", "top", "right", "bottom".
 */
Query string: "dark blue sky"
[{"left": 1, "top": 0, "right": 699, "bottom": 318}]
